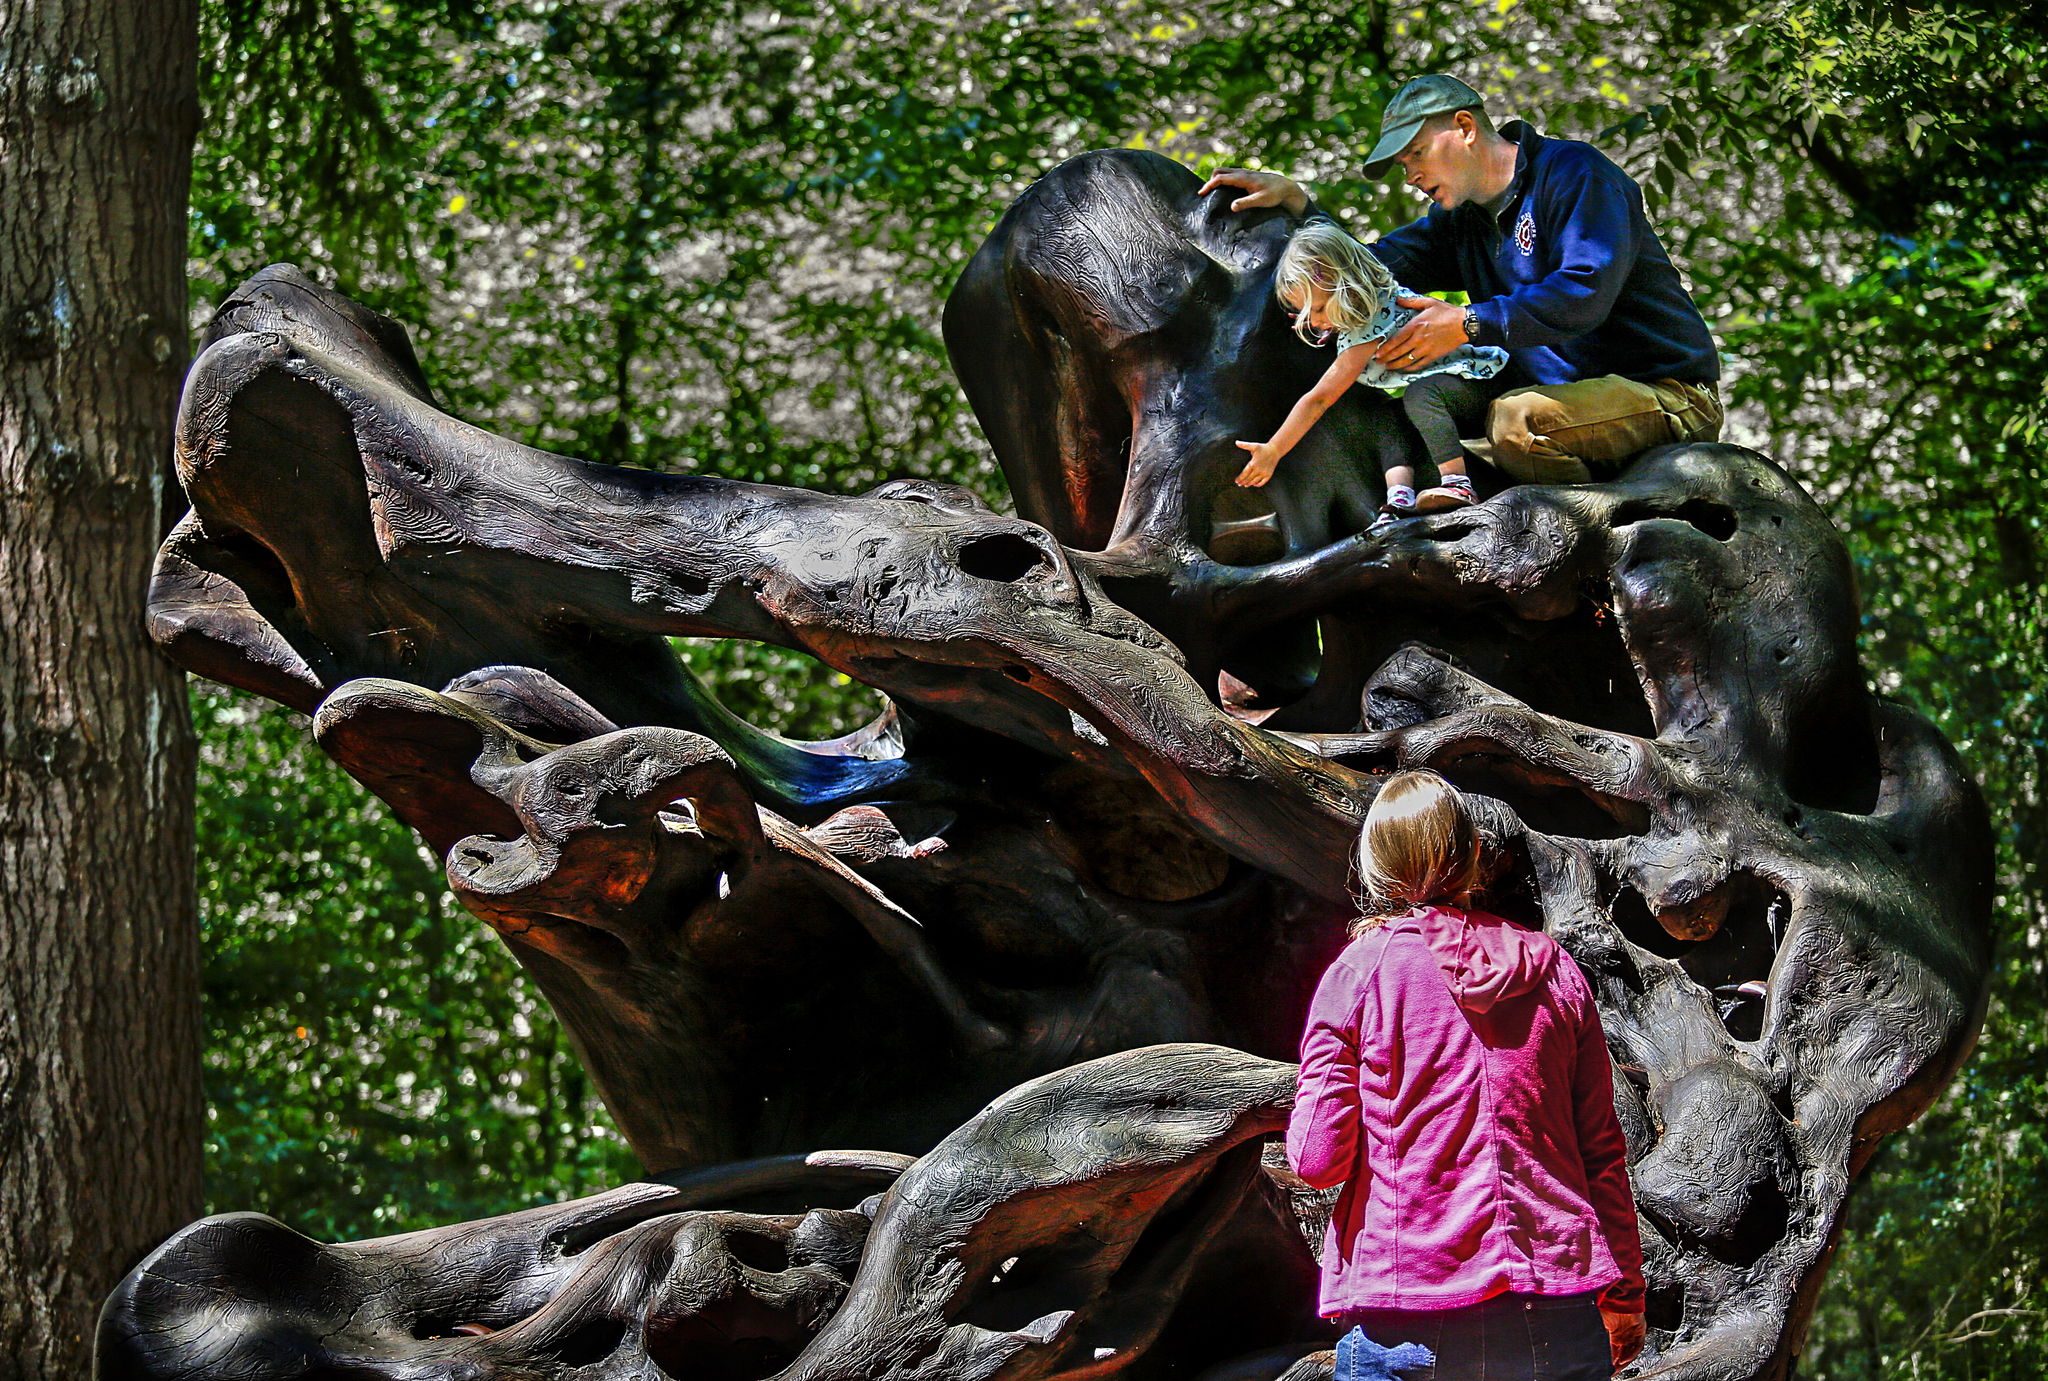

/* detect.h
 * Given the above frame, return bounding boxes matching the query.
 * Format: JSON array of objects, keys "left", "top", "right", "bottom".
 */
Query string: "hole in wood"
[
  {"left": 1612, "top": 497, "right": 1738, "bottom": 541},
  {"left": 725, "top": 1228, "right": 792, "bottom": 1274},
  {"left": 958, "top": 532, "right": 1051, "bottom": 583},
  {"left": 550, "top": 1318, "right": 628, "bottom": 1367}
]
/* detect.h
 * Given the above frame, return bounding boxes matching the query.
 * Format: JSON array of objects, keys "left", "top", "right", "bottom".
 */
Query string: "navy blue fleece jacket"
[{"left": 1366, "top": 122, "right": 1719, "bottom": 387}]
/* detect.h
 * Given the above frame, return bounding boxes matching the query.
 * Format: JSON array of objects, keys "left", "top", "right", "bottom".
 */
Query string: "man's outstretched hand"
[
  {"left": 1375, "top": 294, "right": 1466, "bottom": 372},
  {"left": 1198, "top": 168, "right": 1310, "bottom": 217}
]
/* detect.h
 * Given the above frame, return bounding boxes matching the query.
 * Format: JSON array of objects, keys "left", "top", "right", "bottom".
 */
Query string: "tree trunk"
[{"left": 0, "top": 3, "right": 201, "bottom": 1377}]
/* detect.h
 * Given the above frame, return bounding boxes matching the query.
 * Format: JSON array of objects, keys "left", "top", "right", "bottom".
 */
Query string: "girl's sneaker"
[
  {"left": 1369, "top": 501, "right": 1415, "bottom": 535},
  {"left": 1414, "top": 474, "right": 1476, "bottom": 512}
]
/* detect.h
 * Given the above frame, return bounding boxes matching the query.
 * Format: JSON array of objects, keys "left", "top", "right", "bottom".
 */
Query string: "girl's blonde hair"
[
  {"left": 1352, "top": 770, "right": 1486, "bottom": 934},
  {"left": 1274, "top": 217, "right": 1398, "bottom": 345}
]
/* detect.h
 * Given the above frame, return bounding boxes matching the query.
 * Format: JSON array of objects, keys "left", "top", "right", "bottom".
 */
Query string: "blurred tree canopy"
[{"left": 189, "top": 0, "right": 2045, "bottom": 1374}]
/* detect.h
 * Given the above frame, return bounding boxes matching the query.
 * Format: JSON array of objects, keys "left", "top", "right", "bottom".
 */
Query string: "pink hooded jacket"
[{"left": 1287, "top": 904, "right": 1645, "bottom": 1317}]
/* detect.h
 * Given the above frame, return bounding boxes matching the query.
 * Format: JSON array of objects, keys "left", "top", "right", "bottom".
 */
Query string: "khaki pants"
[{"left": 1482, "top": 377, "right": 1724, "bottom": 483}]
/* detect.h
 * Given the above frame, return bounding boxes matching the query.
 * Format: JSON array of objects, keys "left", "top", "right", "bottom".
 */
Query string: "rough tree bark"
[
  {"left": 0, "top": 3, "right": 202, "bottom": 1378},
  {"left": 99, "top": 151, "right": 1990, "bottom": 1381}
]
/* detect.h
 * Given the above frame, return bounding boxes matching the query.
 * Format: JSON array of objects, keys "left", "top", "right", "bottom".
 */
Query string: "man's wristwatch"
[{"left": 1462, "top": 307, "right": 1481, "bottom": 342}]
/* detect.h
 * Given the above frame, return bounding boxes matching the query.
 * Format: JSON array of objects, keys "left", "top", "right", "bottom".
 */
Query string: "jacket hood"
[{"left": 1413, "top": 905, "right": 1554, "bottom": 1012}]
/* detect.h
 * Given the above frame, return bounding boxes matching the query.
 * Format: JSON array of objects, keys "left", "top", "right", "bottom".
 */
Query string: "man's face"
[{"left": 1394, "top": 114, "right": 1486, "bottom": 209}]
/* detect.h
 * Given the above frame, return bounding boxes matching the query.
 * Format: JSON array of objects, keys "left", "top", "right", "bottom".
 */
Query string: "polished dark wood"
[{"left": 101, "top": 151, "right": 1990, "bottom": 1381}]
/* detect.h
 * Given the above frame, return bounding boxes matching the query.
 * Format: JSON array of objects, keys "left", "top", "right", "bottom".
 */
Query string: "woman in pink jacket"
[{"left": 1288, "top": 771, "right": 1647, "bottom": 1380}]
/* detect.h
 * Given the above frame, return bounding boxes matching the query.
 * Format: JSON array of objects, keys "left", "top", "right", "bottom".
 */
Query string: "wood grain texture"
[
  {"left": 99, "top": 1045, "right": 1310, "bottom": 1381},
  {"left": 102, "top": 150, "right": 1992, "bottom": 1381}
]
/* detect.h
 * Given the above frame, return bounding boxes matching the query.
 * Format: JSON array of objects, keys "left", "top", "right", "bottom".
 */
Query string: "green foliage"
[
  {"left": 190, "top": 0, "right": 2046, "bottom": 1369},
  {"left": 1650, "top": 10, "right": 2048, "bottom": 1372},
  {"left": 197, "top": 684, "right": 638, "bottom": 1236}
]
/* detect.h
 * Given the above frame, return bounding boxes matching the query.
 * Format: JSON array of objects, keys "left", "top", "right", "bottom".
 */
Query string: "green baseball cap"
[{"left": 1362, "top": 74, "right": 1486, "bottom": 177}]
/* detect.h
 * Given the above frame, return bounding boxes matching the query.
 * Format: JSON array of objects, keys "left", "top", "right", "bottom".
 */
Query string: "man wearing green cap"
[{"left": 1201, "top": 75, "right": 1723, "bottom": 485}]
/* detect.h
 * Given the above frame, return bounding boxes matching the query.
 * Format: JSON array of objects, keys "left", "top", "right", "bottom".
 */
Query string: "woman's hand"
[
  {"left": 1234, "top": 441, "right": 1281, "bottom": 487},
  {"left": 1600, "top": 1306, "right": 1646, "bottom": 1369}
]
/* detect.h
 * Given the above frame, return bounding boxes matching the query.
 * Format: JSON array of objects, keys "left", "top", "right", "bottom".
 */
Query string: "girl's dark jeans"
[
  {"left": 1399, "top": 372, "right": 1509, "bottom": 474},
  {"left": 1335, "top": 1290, "right": 1612, "bottom": 1381}
]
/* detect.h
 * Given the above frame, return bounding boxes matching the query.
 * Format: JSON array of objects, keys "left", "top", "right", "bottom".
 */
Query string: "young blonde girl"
[
  {"left": 1289, "top": 771, "right": 1647, "bottom": 1381},
  {"left": 1236, "top": 221, "right": 1508, "bottom": 532}
]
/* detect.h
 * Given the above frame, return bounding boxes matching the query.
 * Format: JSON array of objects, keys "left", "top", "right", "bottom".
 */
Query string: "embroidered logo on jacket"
[{"left": 1514, "top": 210, "right": 1536, "bottom": 256}]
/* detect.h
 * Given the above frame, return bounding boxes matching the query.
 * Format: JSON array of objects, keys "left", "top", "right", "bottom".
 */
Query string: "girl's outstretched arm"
[{"left": 1234, "top": 343, "right": 1373, "bottom": 487}]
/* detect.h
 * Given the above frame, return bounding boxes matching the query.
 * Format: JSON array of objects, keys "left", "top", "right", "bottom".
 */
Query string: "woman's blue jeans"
[{"left": 1335, "top": 1291, "right": 1612, "bottom": 1381}]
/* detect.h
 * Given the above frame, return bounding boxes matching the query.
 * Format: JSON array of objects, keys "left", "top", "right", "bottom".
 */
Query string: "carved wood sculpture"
[{"left": 101, "top": 151, "right": 1990, "bottom": 1381}]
